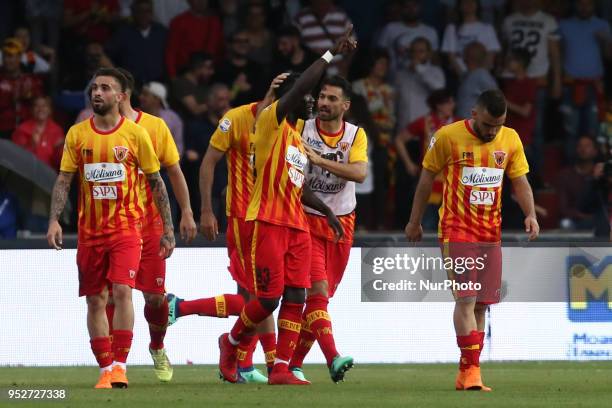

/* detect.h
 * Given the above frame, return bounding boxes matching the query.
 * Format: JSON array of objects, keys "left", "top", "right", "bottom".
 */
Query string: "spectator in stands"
[
  {"left": 215, "top": 30, "right": 265, "bottom": 107},
  {"left": 140, "top": 81, "right": 184, "bottom": 156},
  {"left": 441, "top": 0, "right": 500, "bottom": 77},
  {"left": 219, "top": 0, "right": 240, "bottom": 39},
  {"left": 153, "top": 0, "right": 189, "bottom": 27},
  {"left": 503, "top": 48, "right": 537, "bottom": 172},
  {"left": 165, "top": 0, "right": 223, "bottom": 78},
  {"left": 502, "top": 0, "right": 562, "bottom": 183},
  {"left": 557, "top": 136, "right": 605, "bottom": 230},
  {"left": 456, "top": 41, "right": 497, "bottom": 118},
  {"left": 11, "top": 96, "right": 64, "bottom": 169},
  {"left": 559, "top": 0, "right": 611, "bottom": 161},
  {"left": 107, "top": 0, "right": 168, "bottom": 84},
  {"left": 377, "top": 0, "right": 439, "bottom": 78},
  {"left": 243, "top": 3, "right": 275, "bottom": 68},
  {"left": 182, "top": 83, "right": 230, "bottom": 223},
  {"left": 0, "top": 39, "right": 44, "bottom": 140},
  {"left": 273, "top": 25, "right": 319, "bottom": 75},
  {"left": 352, "top": 48, "right": 396, "bottom": 146},
  {"left": 294, "top": 0, "right": 354, "bottom": 76},
  {"left": 395, "top": 37, "right": 445, "bottom": 130},
  {"left": 0, "top": 27, "right": 52, "bottom": 75},
  {"left": 170, "top": 52, "right": 214, "bottom": 121},
  {"left": 440, "top": 0, "right": 507, "bottom": 26},
  {"left": 63, "top": 0, "right": 120, "bottom": 44},
  {"left": 395, "top": 89, "right": 457, "bottom": 229},
  {"left": 24, "top": 1, "right": 62, "bottom": 60}
]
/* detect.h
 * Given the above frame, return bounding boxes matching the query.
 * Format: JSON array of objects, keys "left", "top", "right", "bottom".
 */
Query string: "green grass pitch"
[{"left": 1, "top": 362, "right": 611, "bottom": 408}]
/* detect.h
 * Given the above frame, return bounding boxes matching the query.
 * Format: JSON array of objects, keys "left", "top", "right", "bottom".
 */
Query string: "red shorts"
[
  {"left": 440, "top": 241, "right": 502, "bottom": 304},
  {"left": 250, "top": 221, "right": 311, "bottom": 298},
  {"left": 135, "top": 231, "right": 166, "bottom": 294},
  {"left": 76, "top": 236, "right": 142, "bottom": 297},
  {"left": 310, "top": 235, "right": 352, "bottom": 297},
  {"left": 226, "top": 216, "right": 254, "bottom": 292}
]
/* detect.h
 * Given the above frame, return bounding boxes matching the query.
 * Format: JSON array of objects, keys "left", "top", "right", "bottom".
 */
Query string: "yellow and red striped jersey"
[
  {"left": 134, "top": 110, "right": 180, "bottom": 234},
  {"left": 60, "top": 116, "right": 160, "bottom": 245},
  {"left": 209, "top": 103, "right": 258, "bottom": 218},
  {"left": 423, "top": 119, "right": 529, "bottom": 242},
  {"left": 246, "top": 100, "right": 308, "bottom": 231}
]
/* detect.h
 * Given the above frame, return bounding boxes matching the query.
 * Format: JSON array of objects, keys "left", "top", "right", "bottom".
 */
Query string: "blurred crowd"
[{"left": 0, "top": 0, "right": 610, "bottom": 238}]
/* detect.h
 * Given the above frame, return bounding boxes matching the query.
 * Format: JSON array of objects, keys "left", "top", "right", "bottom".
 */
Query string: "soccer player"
[
  {"left": 110, "top": 68, "right": 197, "bottom": 382},
  {"left": 218, "top": 26, "right": 357, "bottom": 385},
  {"left": 166, "top": 74, "right": 288, "bottom": 384},
  {"left": 405, "top": 89, "right": 539, "bottom": 391},
  {"left": 46, "top": 67, "right": 176, "bottom": 389},
  {"left": 288, "top": 75, "right": 368, "bottom": 383}
]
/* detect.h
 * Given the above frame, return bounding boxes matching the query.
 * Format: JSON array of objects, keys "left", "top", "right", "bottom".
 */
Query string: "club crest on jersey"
[
  {"left": 113, "top": 146, "right": 129, "bottom": 162},
  {"left": 338, "top": 142, "right": 350, "bottom": 152},
  {"left": 493, "top": 151, "right": 506, "bottom": 167}
]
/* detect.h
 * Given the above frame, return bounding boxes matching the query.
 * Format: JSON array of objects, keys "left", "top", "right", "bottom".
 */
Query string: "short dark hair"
[
  {"left": 187, "top": 51, "right": 213, "bottom": 71},
  {"left": 476, "top": 89, "right": 507, "bottom": 117},
  {"left": 365, "top": 48, "right": 390, "bottom": 75},
  {"left": 116, "top": 67, "right": 135, "bottom": 93},
  {"left": 275, "top": 71, "right": 300, "bottom": 99},
  {"left": 93, "top": 67, "right": 128, "bottom": 92},
  {"left": 427, "top": 89, "right": 453, "bottom": 110},
  {"left": 320, "top": 75, "right": 352, "bottom": 100}
]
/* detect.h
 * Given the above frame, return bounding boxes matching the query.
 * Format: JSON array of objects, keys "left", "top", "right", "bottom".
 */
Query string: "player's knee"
[
  {"left": 86, "top": 293, "right": 107, "bottom": 310},
  {"left": 307, "top": 280, "right": 329, "bottom": 298},
  {"left": 143, "top": 292, "right": 164, "bottom": 308},
  {"left": 283, "top": 286, "right": 306, "bottom": 304},
  {"left": 111, "top": 284, "right": 132, "bottom": 303},
  {"left": 258, "top": 297, "right": 280, "bottom": 312},
  {"left": 474, "top": 303, "right": 488, "bottom": 315}
]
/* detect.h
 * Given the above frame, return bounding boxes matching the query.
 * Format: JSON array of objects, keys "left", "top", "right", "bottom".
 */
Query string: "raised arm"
[
  {"left": 275, "top": 25, "right": 357, "bottom": 123},
  {"left": 46, "top": 171, "right": 75, "bottom": 249},
  {"left": 147, "top": 172, "right": 176, "bottom": 258}
]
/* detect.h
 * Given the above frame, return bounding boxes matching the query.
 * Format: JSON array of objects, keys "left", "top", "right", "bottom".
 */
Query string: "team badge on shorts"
[
  {"left": 156, "top": 277, "right": 164, "bottom": 287},
  {"left": 493, "top": 151, "right": 506, "bottom": 167},
  {"left": 113, "top": 146, "right": 129, "bottom": 162},
  {"left": 129, "top": 269, "right": 136, "bottom": 279}
]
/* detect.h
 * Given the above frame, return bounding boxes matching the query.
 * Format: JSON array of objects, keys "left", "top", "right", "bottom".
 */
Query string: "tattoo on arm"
[
  {"left": 147, "top": 172, "right": 174, "bottom": 234},
  {"left": 49, "top": 171, "right": 75, "bottom": 222}
]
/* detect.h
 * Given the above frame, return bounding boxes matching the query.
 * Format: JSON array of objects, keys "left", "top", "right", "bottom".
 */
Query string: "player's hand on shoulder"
[
  {"left": 524, "top": 215, "right": 539, "bottom": 241},
  {"left": 200, "top": 210, "right": 219, "bottom": 241},
  {"left": 46, "top": 220, "right": 63, "bottom": 250},
  {"left": 159, "top": 230, "right": 176, "bottom": 259},
  {"left": 404, "top": 222, "right": 423, "bottom": 242}
]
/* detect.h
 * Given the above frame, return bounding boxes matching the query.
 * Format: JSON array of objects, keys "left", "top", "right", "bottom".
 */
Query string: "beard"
[
  {"left": 91, "top": 101, "right": 112, "bottom": 115},
  {"left": 473, "top": 122, "right": 496, "bottom": 142}
]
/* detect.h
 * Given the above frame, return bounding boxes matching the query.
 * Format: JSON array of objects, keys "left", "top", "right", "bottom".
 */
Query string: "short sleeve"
[
  {"left": 255, "top": 100, "right": 280, "bottom": 138},
  {"left": 348, "top": 128, "right": 368, "bottom": 163},
  {"left": 483, "top": 24, "right": 501, "bottom": 52},
  {"left": 422, "top": 129, "right": 449, "bottom": 174},
  {"left": 441, "top": 24, "right": 457, "bottom": 53},
  {"left": 547, "top": 15, "right": 560, "bottom": 40},
  {"left": 506, "top": 131, "right": 530, "bottom": 179},
  {"left": 60, "top": 128, "right": 79, "bottom": 173},
  {"left": 136, "top": 127, "right": 161, "bottom": 174},
  {"left": 157, "top": 120, "right": 180, "bottom": 167},
  {"left": 209, "top": 110, "right": 238, "bottom": 153}
]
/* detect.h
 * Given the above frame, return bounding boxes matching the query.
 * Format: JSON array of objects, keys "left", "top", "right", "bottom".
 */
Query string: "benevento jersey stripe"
[{"left": 60, "top": 116, "right": 160, "bottom": 245}]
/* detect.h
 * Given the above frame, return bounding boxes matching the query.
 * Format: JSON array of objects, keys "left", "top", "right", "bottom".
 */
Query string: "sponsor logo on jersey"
[
  {"left": 113, "top": 146, "right": 129, "bottom": 162},
  {"left": 82, "top": 148, "right": 94, "bottom": 157},
  {"left": 92, "top": 186, "right": 118, "bottom": 199},
  {"left": 288, "top": 166, "right": 304, "bottom": 187},
  {"left": 219, "top": 117, "right": 231, "bottom": 132},
  {"left": 307, "top": 177, "right": 346, "bottom": 194},
  {"left": 469, "top": 190, "right": 495, "bottom": 205},
  {"left": 462, "top": 151, "right": 474, "bottom": 160},
  {"left": 304, "top": 136, "right": 323, "bottom": 149},
  {"left": 461, "top": 167, "right": 503, "bottom": 187},
  {"left": 286, "top": 145, "right": 308, "bottom": 172},
  {"left": 493, "top": 151, "right": 507, "bottom": 167},
  {"left": 84, "top": 162, "right": 126, "bottom": 183}
]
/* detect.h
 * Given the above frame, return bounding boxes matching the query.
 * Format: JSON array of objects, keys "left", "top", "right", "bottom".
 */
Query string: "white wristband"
[{"left": 321, "top": 50, "right": 334, "bottom": 63}]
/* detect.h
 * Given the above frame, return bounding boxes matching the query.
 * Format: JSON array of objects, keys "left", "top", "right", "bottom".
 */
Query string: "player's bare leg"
[
  {"left": 143, "top": 292, "right": 173, "bottom": 382},
  {"left": 454, "top": 298, "right": 491, "bottom": 391},
  {"left": 290, "top": 280, "right": 353, "bottom": 383},
  {"left": 87, "top": 288, "right": 113, "bottom": 389},
  {"left": 109, "top": 283, "right": 134, "bottom": 388}
]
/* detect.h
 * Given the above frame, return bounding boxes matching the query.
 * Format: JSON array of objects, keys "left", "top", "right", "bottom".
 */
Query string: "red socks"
[
  {"left": 112, "top": 330, "right": 133, "bottom": 364},
  {"left": 457, "top": 330, "right": 481, "bottom": 371},
  {"left": 259, "top": 332, "right": 277, "bottom": 369},
  {"left": 477, "top": 331, "right": 485, "bottom": 362},
  {"left": 289, "top": 312, "right": 316, "bottom": 368},
  {"left": 144, "top": 299, "right": 169, "bottom": 350},
  {"left": 90, "top": 336, "right": 113, "bottom": 368},
  {"left": 178, "top": 294, "right": 244, "bottom": 318},
  {"left": 275, "top": 302, "right": 303, "bottom": 364},
  {"left": 237, "top": 334, "right": 258, "bottom": 369},
  {"left": 230, "top": 299, "right": 270, "bottom": 341},
  {"left": 304, "top": 294, "right": 338, "bottom": 366}
]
